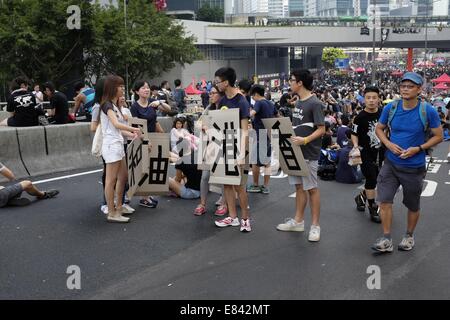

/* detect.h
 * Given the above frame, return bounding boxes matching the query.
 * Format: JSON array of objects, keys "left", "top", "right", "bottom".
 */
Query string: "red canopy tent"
[
  {"left": 415, "top": 61, "right": 435, "bottom": 67},
  {"left": 391, "top": 70, "right": 404, "bottom": 77},
  {"left": 431, "top": 73, "right": 450, "bottom": 84},
  {"left": 434, "top": 83, "right": 449, "bottom": 91},
  {"left": 355, "top": 67, "right": 365, "bottom": 73},
  {"left": 185, "top": 84, "right": 202, "bottom": 95}
]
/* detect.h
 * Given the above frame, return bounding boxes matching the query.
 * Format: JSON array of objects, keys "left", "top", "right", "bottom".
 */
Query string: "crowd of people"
[{"left": 1, "top": 65, "right": 449, "bottom": 253}]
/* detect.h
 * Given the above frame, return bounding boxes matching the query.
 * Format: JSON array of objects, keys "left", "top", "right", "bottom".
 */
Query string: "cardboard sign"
[
  {"left": 134, "top": 133, "right": 170, "bottom": 196},
  {"left": 262, "top": 117, "right": 310, "bottom": 177},
  {"left": 128, "top": 117, "right": 149, "bottom": 142},
  {"left": 203, "top": 109, "right": 242, "bottom": 186},
  {"left": 126, "top": 138, "right": 147, "bottom": 198}
]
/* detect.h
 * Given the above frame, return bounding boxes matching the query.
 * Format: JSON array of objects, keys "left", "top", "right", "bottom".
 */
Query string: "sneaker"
[
  {"left": 354, "top": 191, "right": 366, "bottom": 212},
  {"left": 215, "top": 216, "right": 240, "bottom": 228},
  {"left": 276, "top": 218, "right": 304, "bottom": 232},
  {"left": 308, "top": 225, "right": 321, "bottom": 242},
  {"left": 368, "top": 205, "right": 381, "bottom": 223},
  {"left": 240, "top": 219, "right": 252, "bottom": 232},
  {"left": 148, "top": 196, "right": 159, "bottom": 205},
  {"left": 100, "top": 205, "right": 108, "bottom": 215},
  {"left": 107, "top": 215, "right": 130, "bottom": 223},
  {"left": 371, "top": 237, "right": 393, "bottom": 253},
  {"left": 260, "top": 186, "right": 270, "bottom": 194},
  {"left": 214, "top": 205, "right": 228, "bottom": 216},
  {"left": 121, "top": 204, "right": 135, "bottom": 215},
  {"left": 139, "top": 198, "right": 157, "bottom": 208},
  {"left": 194, "top": 204, "right": 206, "bottom": 216},
  {"left": 38, "top": 189, "right": 59, "bottom": 200},
  {"left": 247, "top": 185, "right": 261, "bottom": 193},
  {"left": 398, "top": 235, "right": 415, "bottom": 251}
]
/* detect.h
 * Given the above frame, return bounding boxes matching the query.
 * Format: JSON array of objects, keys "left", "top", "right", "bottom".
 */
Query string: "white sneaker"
[
  {"left": 215, "top": 216, "right": 240, "bottom": 228},
  {"left": 100, "top": 205, "right": 108, "bottom": 215},
  {"left": 121, "top": 204, "right": 135, "bottom": 214},
  {"left": 276, "top": 218, "right": 304, "bottom": 232},
  {"left": 447, "top": 152, "right": 450, "bottom": 162},
  {"left": 308, "top": 225, "right": 321, "bottom": 242}
]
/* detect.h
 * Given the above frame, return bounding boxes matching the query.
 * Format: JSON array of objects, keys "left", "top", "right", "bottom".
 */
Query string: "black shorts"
[{"left": 361, "top": 152, "right": 379, "bottom": 190}]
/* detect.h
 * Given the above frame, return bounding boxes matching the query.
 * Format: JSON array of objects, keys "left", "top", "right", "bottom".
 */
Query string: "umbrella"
[
  {"left": 434, "top": 83, "right": 449, "bottom": 91},
  {"left": 431, "top": 73, "right": 450, "bottom": 83},
  {"left": 355, "top": 67, "right": 365, "bottom": 73},
  {"left": 391, "top": 70, "right": 404, "bottom": 77},
  {"left": 185, "top": 84, "right": 202, "bottom": 95}
]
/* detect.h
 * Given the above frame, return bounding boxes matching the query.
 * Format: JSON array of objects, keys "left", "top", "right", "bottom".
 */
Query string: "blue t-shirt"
[
  {"left": 379, "top": 100, "right": 441, "bottom": 168},
  {"left": 218, "top": 93, "right": 250, "bottom": 122},
  {"left": 81, "top": 87, "right": 95, "bottom": 113},
  {"left": 130, "top": 99, "right": 158, "bottom": 133},
  {"left": 252, "top": 99, "right": 277, "bottom": 132}
]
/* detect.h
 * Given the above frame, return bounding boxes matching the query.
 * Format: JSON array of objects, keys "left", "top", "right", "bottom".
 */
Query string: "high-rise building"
[
  {"left": 304, "top": 0, "right": 318, "bottom": 16},
  {"left": 316, "top": 0, "right": 354, "bottom": 16},
  {"left": 289, "top": 0, "right": 304, "bottom": 16},
  {"left": 198, "top": 0, "right": 224, "bottom": 9},
  {"left": 268, "top": 0, "right": 285, "bottom": 17}
]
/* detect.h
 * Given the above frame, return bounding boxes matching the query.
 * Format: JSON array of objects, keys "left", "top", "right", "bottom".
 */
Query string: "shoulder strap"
[
  {"left": 419, "top": 101, "right": 428, "bottom": 132},
  {"left": 387, "top": 100, "right": 399, "bottom": 128}
]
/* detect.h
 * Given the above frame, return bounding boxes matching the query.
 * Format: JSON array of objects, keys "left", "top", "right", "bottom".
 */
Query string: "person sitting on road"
[
  {"left": 0, "top": 161, "right": 59, "bottom": 208},
  {"left": 168, "top": 154, "right": 202, "bottom": 200}
]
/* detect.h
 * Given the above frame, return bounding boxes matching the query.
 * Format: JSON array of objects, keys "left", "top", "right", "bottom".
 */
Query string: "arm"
[
  {"left": 107, "top": 109, "right": 140, "bottom": 134},
  {"left": 375, "top": 122, "right": 404, "bottom": 155},
  {"left": 90, "top": 121, "right": 99, "bottom": 132},
  {"left": 72, "top": 93, "right": 85, "bottom": 114},
  {"left": 351, "top": 134, "right": 359, "bottom": 149},
  {"left": 238, "top": 118, "right": 249, "bottom": 165},
  {"left": 0, "top": 165, "right": 15, "bottom": 181},
  {"left": 291, "top": 125, "right": 326, "bottom": 146},
  {"left": 155, "top": 122, "right": 164, "bottom": 133}
]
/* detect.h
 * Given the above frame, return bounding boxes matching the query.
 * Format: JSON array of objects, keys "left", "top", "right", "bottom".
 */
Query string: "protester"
[
  {"left": 173, "top": 79, "right": 187, "bottom": 113},
  {"left": 43, "top": 81, "right": 69, "bottom": 125},
  {"left": 372, "top": 72, "right": 443, "bottom": 252},
  {"left": 276, "top": 69, "right": 325, "bottom": 242},
  {"left": 73, "top": 82, "right": 95, "bottom": 122}
]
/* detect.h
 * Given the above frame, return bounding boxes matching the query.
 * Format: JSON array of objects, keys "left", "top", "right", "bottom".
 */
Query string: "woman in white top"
[{"left": 100, "top": 75, "right": 141, "bottom": 223}]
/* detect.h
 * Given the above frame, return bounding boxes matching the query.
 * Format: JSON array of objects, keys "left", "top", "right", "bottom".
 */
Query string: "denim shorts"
[
  {"left": 377, "top": 159, "right": 426, "bottom": 212},
  {"left": 180, "top": 186, "right": 201, "bottom": 199},
  {"left": 0, "top": 183, "right": 24, "bottom": 208}
]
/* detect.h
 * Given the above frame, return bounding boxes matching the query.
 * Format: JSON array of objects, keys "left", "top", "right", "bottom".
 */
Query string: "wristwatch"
[{"left": 418, "top": 145, "right": 424, "bottom": 152}]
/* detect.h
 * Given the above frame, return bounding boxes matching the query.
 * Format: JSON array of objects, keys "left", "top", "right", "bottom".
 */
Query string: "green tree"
[
  {"left": 197, "top": 4, "right": 224, "bottom": 23},
  {"left": 322, "top": 47, "right": 349, "bottom": 69},
  {"left": 0, "top": 0, "right": 94, "bottom": 91},
  {"left": 88, "top": 0, "right": 201, "bottom": 88}
]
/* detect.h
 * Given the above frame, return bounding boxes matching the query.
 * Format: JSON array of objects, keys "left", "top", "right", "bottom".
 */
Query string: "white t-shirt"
[
  {"left": 170, "top": 128, "right": 190, "bottom": 153},
  {"left": 101, "top": 102, "right": 124, "bottom": 145}
]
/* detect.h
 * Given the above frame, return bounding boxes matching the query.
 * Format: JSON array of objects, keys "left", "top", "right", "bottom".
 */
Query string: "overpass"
[{"left": 181, "top": 20, "right": 450, "bottom": 49}]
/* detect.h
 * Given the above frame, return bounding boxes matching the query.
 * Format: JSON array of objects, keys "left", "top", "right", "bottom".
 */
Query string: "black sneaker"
[
  {"left": 354, "top": 192, "right": 366, "bottom": 212},
  {"left": 369, "top": 205, "right": 381, "bottom": 223},
  {"left": 39, "top": 189, "right": 59, "bottom": 199}
]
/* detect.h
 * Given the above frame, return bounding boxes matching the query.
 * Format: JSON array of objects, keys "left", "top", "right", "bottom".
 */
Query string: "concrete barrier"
[
  {"left": 0, "top": 111, "right": 8, "bottom": 122},
  {"left": 45, "top": 123, "right": 101, "bottom": 173},
  {"left": 15, "top": 126, "right": 49, "bottom": 177},
  {"left": 0, "top": 127, "right": 30, "bottom": 183}
]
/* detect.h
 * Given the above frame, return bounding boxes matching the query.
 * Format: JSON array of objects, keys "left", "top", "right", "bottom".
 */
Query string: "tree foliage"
[
  {"left": 322, "top": 47, "right": 348, "bottom": 69},
  {"left": 0, "top": 0, "right": 200, "bottom": 99},
  {"left": 197, "top": 4, "right": 224, "bottom": 23}
]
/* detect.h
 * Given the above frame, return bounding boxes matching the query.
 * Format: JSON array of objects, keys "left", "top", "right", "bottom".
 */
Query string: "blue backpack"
[{"left": 387, "top": 99, "right": 433, "bottom": 156}]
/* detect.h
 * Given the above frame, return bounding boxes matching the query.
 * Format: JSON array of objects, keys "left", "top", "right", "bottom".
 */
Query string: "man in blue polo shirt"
[{"left": 373, "top": 72, "right": 443, "bottom": 253}]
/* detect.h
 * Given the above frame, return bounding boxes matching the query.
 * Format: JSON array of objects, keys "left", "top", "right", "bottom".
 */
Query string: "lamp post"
[
  {"left": 254, "top": 30, "right": 269, "bottom": 84},
  {"left": 371, "top": 0, "right": 377, "bottom": 86},
  {"left": 124, "top": 0, "right": 129, "bottom": 100}
]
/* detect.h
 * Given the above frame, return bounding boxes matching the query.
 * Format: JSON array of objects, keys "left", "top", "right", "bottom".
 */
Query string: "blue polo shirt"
[{"left": 379, "top": 100, "right": 440, "bottom": 168}]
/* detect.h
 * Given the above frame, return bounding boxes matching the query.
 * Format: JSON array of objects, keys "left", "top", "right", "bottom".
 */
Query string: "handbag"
[{"left": 91, "top": 123, "right": 103, "bottom": 157}]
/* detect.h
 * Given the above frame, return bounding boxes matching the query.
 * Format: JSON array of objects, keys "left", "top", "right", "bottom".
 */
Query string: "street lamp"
[
  {"left": 124, "top": 0, "right": 129, "bottom": 100},
  {"left": 370, "top": 0, "right": 378, "bottom": 86},
  {"left": 254, "top": 30, "right": 269, "bottom": 84}
]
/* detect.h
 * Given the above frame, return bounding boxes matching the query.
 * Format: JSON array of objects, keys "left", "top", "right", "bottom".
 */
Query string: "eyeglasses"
[
  {"left": 400, "top": 84, "right": 418, "bottom": 89},
  {"left": 214, "top": 79, "right": 226, "bottom": 85}
]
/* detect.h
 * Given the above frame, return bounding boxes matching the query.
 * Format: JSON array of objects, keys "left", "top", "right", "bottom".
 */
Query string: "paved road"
[{"left": 1, "top": 142, "right": 449, "bottom": 300}]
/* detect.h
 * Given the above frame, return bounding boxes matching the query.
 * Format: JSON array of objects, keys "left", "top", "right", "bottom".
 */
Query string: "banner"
[
  {"left": 126, "top": 138, "right": 147, "bottom": 198},
  {"left": 262, "top": 117, "right": 309, "bottom": 177}
]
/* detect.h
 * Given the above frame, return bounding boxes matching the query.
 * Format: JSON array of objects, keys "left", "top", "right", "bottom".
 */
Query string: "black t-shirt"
[
  {"left": 351, "top": 109, "right": 381, "bottom": 159},
  {"left": 49, "top": 91, "right": 69, "bottom": 124},
  {"left": 6, "top": 89, "right": 40, "bottom": 126},
  {"left": 177, "top": 163, "right": 202, "bottom": 191},
  {"left": 321, "top": 133, "right": 332, "bottom": 149}
]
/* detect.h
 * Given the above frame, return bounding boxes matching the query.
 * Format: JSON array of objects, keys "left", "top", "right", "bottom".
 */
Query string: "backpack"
[{"left": 387, "top": 99, "right": 433, "bottom": 156}]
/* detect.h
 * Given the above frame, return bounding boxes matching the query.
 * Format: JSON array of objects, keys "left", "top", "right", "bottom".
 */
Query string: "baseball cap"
[{"left": 401, "top": 72, "right": 423, "bottom": 86}]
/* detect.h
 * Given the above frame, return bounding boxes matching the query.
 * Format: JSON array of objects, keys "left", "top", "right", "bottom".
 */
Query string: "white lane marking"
[
  {"left": 248, "top": 170, "right": 287, "bottom": 179},
  {"left": 421, "top": 180, "right": 438, "bottom": 197},
  {"left": 427, "top": 164, "right": 441, "bottom": 174},
  {"left": 33, "top": 169, "right": 103, "bottom": 185},
  {"left": 446, "top": 182, "right": 450, "bottom": 185}
]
